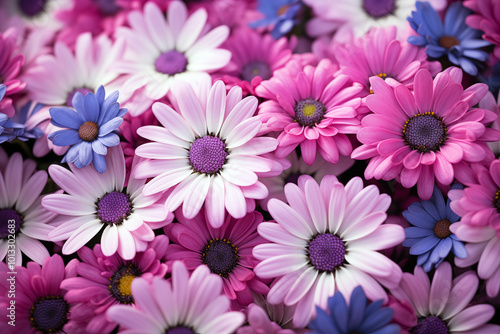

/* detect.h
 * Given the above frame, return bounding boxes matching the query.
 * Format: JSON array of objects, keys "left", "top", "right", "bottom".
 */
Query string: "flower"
[
  {"left": 402, "top": 184, "right": 467, "bottom": 272},
  {"left": 0, "top": 149, "right": 57, "bottom": 266},
  {"left": 107, "top": 261, "right": 245, "bottom": 333},
  {"left": 351, "top": 68, "right": 500, "bottom": 200},
  {"left": 481, "top": 90, "right": 500, "bottom": 154},
  {"left": 249, "top": 0, "right": 302, "bottom": 39},
  {"left": 407, "top": 1, "right": 491, "bottom": 76},
  {"left": 253, "top": 175, "right": 405, "bottom": 327},
  {"left": 42, "top": 145, "right": 171, "bottom": 259},
  {"left": 309, "top": 286, "right": 400, "bottom": 334},
  {"left": 165, "top": 210, "right": 269, "bottom": 306},
  {"left": 392, "top": 262, "right": 500, "bottom": 333},
  {"left": 134, "top": 79, "right": 281, "bottom": 228},
  {"left": 464, "top": 0, "right": 500, "bottom": 61},
  {"left": 48, "top": 85, "right": 127, "bottom": 173},
  {"left": 255, "top": 59, "right": 362, "bottom": 166},
  {"left": 114, "top": 1, "right": 231, "bottom": 115},
  {"left": 60, "top": 236, "right": 169, "bottom": 334}
]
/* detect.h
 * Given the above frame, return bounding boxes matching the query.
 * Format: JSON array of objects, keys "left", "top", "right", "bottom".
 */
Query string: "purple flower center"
[
  {"left": 155, "top": 50, "right": 188, "bottom": 75},
  {"left": 308, "top": 233, "right": 346, "bottom": 272},
  {"left": 413, "top": 316, "right": 449, "bottom": 334},
  {"left": 189, "top": 136, "right": 228, "bottom": 174},
  {"left": 434, "top": 219, "right": 451, "bottom": 239},
  {"left": 78, "top": 121, "right": 100, "bottom": 142},
  {"left": 439, "top": 36, "right": 460, "bottom": 49},
  {"left": 294, "top": 98, "right": 326, "bottom": 127},
  {"left": 0, "top": 209, "right": 22, "bottom": 239},
  {"left": 18, "top": 0, "right": 48, "bottom": 17},
  {"left": 403, "top": 112, "right": 447, "bottom": 153},
  {"left": 97, "top": 191, "right": 132, "bottom": 225},
  {"left": 93, "top": 0, "right": 121, "bottom": 15},
  {"left": 241, "top": 61, "right": 272, "bottom": 81},
  {"left": 109, "top": 264, "right": 142, "bottom": 304},
  {"left": 363, "top": 0, "right": 396, "bottom": 18},
  {"left": 30, "top": 297, "right": 69, "bottom": 333},
  {"left": 66, "top": 88, "right": 92, "bottom": 107},
  {"left": 201, "top": 238, "right": 239, "bottom": 277},
  {"left": 166, "top": 327, "right": 195, "bottom": 334}
]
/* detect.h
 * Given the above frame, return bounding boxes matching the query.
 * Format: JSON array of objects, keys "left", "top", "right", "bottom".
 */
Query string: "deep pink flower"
[
  {"left": 481, "top": 91, "right": 500, "bottom": 154},
  {"left": 351, "top": 67, "right": 500, "bottom": 200},
  {"left": 464, "top": 0, "right": 500, "bottom": 61}
]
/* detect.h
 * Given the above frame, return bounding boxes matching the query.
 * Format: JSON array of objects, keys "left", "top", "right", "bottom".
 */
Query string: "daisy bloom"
[
  {"left": 165, "top": 209, "right": 269, "bottom": 305},
  {"left": 464, "top": 0, "right": 500, "bottom": 61},
  {"left": 60, "top": 236, "right": 169, "bottom": 334},
  {"left": 114, "top": 1, "right": 231, "bottom": 115},
  {"left": 392, "top": 261, "right": 500, "bottom": 333},
  {"left": 255, "top": 59, "right": 363, "bottom": 166},
  {"left": 134, "top": 79, "right": 281, "bottom": 228},
  {"left": 351, "top": 68, "right": 500, "bottom": 200},
  {"left": 107, "top": 261, "right": 245, "bottom": 333},
  {"left": 253, "top": 175, "right": 405, "bottom": 327},
  {"left": 481, "top": 91, "right": 500, "bottom": 154},
  {"left": 0, "top": 149, "right": 57, "bottom": 266},
  {"left": 42, "top": 145, "right": 171, "bottom": 259}
]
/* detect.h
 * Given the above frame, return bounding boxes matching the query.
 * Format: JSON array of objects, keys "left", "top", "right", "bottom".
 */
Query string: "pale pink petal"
[
  {"left": 107, "top": 305, "right": 164, "bottom": 331},
  {"left": 254, "top": 254, "right": 308, "bottom": 278},
  {"left": 448, "top": 305, "right": 495, "bottom": 331},
  {"left": 284, "top": 266, "right": 318, "bottom": 305},
  {"left": 101, "top": 225, "right": 118, "bottom": 257},
  {"left": 268, "top": 198, "right": 313, "bottom": 239},
  {"left": 42, "top": 194, "right": 96, "bottom": 216},
  {"left": 117, "top": 227, "right": 136, "bottom": 260},
  {"left": 62, "top": 219, "right": 103, "bottom": 254}
]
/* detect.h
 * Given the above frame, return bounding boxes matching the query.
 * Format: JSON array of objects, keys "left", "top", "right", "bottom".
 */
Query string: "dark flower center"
[
  {"left": 294, "top": 98, "right": 326, "bottom": 127},
  {"left": 97, "top": 191, "right": 133, "bottom": 225},
  {"left": 0, "top": 209, "right": 22, "bottom": 239},
  {"left": 18, "top": 0, "right": 48, "bottom": 17},
  {"left": 189, "top": 136, "right": 228, "bottom": 174},
  {"left": 78, "top": 121, "right": 100, "bottom": 142},
  {"left": 109, "top": 264, "right": 142, "bottom": 304},
  {"left": 241, "top": 61, "right": 272, "bottom": 81},
  {"left": 439, "top": 36, "right": 460, "bottom": 49},
  {"left": 67, "top": 88, "right": 92, "bottom": 107},
  {"left": 403, "top": 112, "right": 447, "bottom": 153},
  {"left": 166, "top": 326, "right": 196, "bottom": 334},
  {"left": 363, "top": 0, "right": 396, "bottom": 18},
  {"left": 494, "top": 190, "right": 500, "bottom": 213},
  {"left": 155, "top": 50, "right": 188, "bottom": 75},
  {"left": 30, "top": 296, "right": 69, "bottom": 333},
  {"left": 434, "top": 219, "right": 452, "bottom": 239},
  {"left": 201, "top": 238, "right": 239, "bottom": 278},
  {"left": 412, "top": 316, "right": 449, "bottom": 334},
  {"left": 307, "top": 233, "right": 346, "bottom": 272},
  {"left": 93, "top": 0, "right": 122, "bottom": 15}
]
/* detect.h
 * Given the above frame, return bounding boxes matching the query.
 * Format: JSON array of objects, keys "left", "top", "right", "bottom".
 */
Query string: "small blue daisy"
[
  {"left": 48, "top": 85, "right": 127, "bottom": 173},
  {"left": 402, "top": 184, "right": 467, "bottom": 272},
  {"left": 407, "top": 1, "right": 491, "bottom": 76},
  {"left": 249, "top": 0, "right": 302, "bottom": 39},
  {"left": 309, "top": 286, "right": 400, "bottom": 334}
]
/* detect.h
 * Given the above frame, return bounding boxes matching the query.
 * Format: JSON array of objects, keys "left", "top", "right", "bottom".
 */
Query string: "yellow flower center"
[
  {"left": 117, "top": 274, "right": 135, "bottom": 297},
  {"left": 302, "top": 104, "right": 317, "bottom": 117}
]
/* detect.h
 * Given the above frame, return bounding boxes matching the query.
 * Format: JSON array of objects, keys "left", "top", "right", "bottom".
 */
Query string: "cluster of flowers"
[{"left": 1, "top": 0, "right": 500, "bottom": 333}]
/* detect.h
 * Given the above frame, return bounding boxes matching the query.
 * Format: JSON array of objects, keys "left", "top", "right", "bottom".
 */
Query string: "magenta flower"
[
  {"left": 60, "top": 236, "right": 169, "bottom": 334},
  {"left": 256, "top": 59, "right": 363, "bottom": 166},
  {"left": 352, "top": 68, "right": 500, "bottom": 200},
  {"left": 464, "top": 0, "right": 500, "bottom": 61},
  {"left": 165, "top": 209, "right": 269, "bottom": 306},
  {"left": 107, "top": 261, "right": 245, "bottom": 333}
]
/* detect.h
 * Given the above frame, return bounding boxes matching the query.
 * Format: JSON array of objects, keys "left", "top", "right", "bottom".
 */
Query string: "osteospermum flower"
[
  {"left": 249, "top": 0, "right": 302, "bottom": 39},
  {"left": 0, "top": 149, "right": 57, "bottom": 266},
  {"left": 60, "top": 236, "right": 169, "bottom": 334},
  {"left": 408, "top": 1, "right": 491, "bottom": 76},
  {"left": 134, "top": 79, "right": 281, "bottom": 228},
  {"left": 464, "top": 0, "right": 500, "bottom": 61},
  {"left": 402, "top": 184, "right": 467, "bottom": 272},
  {"left": 256, "top": 59, "right": 362, "bottom": 165},
  {"left": 42, "top": 145, "right": 171, "bottom": 259},
  {"left": 253, "top": 175, "right": 405, "bottom": 327},
  {"left": 481, "top": 91, "right": 500, "bottom": 154},
  {"left": 165, "top": 210, "right": 269, "bottom": 305},
  {"left": 48, "top": 85, "right": 127, "bottom": 173},
  {"left": 114, "top": 1, "right": 230, "bottom": 115},
  {"left": 309, "top": 286, "right": 400, "bottom": 334},
  {"left": 351, "top": 68, "right": 500, "bottom": 200},
  {"left": 392, "top": 262, "right": 500, "bottom": 333},
  {"left": 107, "top": 261, "right": 245, "bottom": 333}
]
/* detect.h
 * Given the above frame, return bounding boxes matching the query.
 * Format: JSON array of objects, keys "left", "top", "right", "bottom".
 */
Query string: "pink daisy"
[
  {"left": 114, "top": 1, "right": 231, "bottom": 116},
  {"left": 392, "top": 262, "right": 500, "bottom": 333},
  {"left": 107, "top": 261, "right": 245, "bottom": 333},
  {"left": 164, "top": 209, "right": 269, "bottom": 306},
  {"left": 464, "top": 0, "right": 500, "bottom": 61},
  {"left": 134, "top": 79, "right": 282, "bottom": 228},
  {"left": 60, "top": 235, "right": 169, "bottom": 334},
  {"left": 255, "top": 59, "right": 363, "bottom": 166},
  {"left": 253, "top": 174, "right": 405, "bottom": 327},
  {"left": 237, "top": 302, "right": 306, "bottom": 334},
  {"left": 42, "top": 145, "right": 171, "bottom": 259},
  {"left": 481, "top": 91, "right": 500, "bottom": 154},
  {"left": 351, "top": 67, "right": 500, "bottom": 200},
  {"left": 0, "top": 149, "right": 57, "bottom": 266}
]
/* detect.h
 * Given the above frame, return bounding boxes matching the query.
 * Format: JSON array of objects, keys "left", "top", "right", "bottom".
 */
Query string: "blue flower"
[
  {"left": 249, "top": 0, "right": 302, "bottom": 39},
  {"left": 402, "top": 184, "right": 467, "bottom": 272},
  {"left": 407, "top": 1, "right": 491, "bottom": 75},
  {"left": 48, "top": 85, "right": 127, "bottom": 173},
  {"left": 309, "top": 286, "right": 400, "bottom": 334}
]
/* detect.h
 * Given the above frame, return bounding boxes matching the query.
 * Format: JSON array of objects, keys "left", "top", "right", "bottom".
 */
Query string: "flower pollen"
[
  {"left": 189, "top": 135, "right": 228, "bottom": 174},
  {"left": 109, "top": 264, "right": 142, "bottom": 304},
  {"left": 307, "top": 233, "right": 346, "bottom": 272},
  {"left": 201, "top": 238, "right": 239, "bottom": 278},
  {"left": 241, "top": 61, "right": 272, "bottom": 81},
  {"left": 97, "top": 191, "right": 132, "bottom": 225},
  {"left": 413, "top": 316, "right": 449, "bottom": 334},
  {"left": 434, "top": 219, "right": 452, "bottom": 239},
  {"left": 78, "top": 121, "right": 99, "bottom": 142},
  {"left": 403, "top": 112, "right": 447, "bottom": 153},
  {"left": 294, "top": 98, "right": 326, "bottom": 127},
  {"left": 439, "top": 36, "right": 460, "bottom": 49}
]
